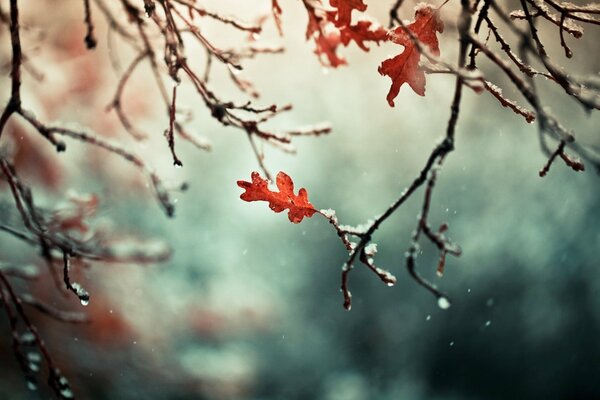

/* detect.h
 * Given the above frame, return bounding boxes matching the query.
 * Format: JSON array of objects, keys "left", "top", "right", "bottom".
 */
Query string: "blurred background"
[{"left": 0, "top": 0, "right": 599, "bottom": 399}]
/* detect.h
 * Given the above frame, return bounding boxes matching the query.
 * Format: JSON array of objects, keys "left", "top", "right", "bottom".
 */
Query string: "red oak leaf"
[
  {"left": 378, "top": 4, "right": 444, "bottom": 106},
  {"left": 339, "top": 19, "right": 388, "bottom": 51},
  {"left": 237, "top": 171, "right": 316, "bottom": 223},
  {"left": 304, "top": 3, "right": 384, "bottom": 68},
  {"left": 329, "top": 0, "right": 367, "bottom": 28},
  {"left": 314, "top": 28, "right": 346, "bottom": 67},
  {"left": 305, "top": 8, "right": 347, "bottom": 67}
]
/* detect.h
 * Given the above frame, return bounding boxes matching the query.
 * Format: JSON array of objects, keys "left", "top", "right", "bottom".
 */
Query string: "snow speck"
[
  {"left": 319, "top": 208, "right": 336, "bottom": 219},
  {"left": 437, "top": 296, "right": 451, "bottom": 310}
]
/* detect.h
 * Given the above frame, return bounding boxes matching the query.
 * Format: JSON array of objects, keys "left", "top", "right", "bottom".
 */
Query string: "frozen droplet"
[
  {"left": 467, "top": 288, "right": 471, "bottom": 293},
  {"left": 27, "top": 352, "right": 41, "bottom": 363},
  {"left": 426, "top": 315, "right": 431, "bottom": 321},
  {"left": 60, "top": 388, "right": 74, "bottom": 399},
  {"left": 20, "top": 332, "right": 35, "bottom": 345},
  {"left": 26, "top": 380, "right": 37, "bottom": 391},
  {"left": 72, "top": 283, "right": 90, "bottom": 306},
  {"left": 18, "top": 264, "right": 39, "bottom": 278},
  {"left": 449, "top": 341, "right": 454, "bottom": 346},
  {"left": 485, "top": 320, "right": 492, "bottom": 327},
  {"left": 437, "top": 297, "right": 451, "bottom": 310},
  {"left": 321, "top": 67, "right": 330, "bottom": 75}
]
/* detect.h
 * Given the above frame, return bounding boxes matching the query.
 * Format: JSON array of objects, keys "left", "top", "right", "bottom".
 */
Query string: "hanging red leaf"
[
  {"left": 339, "top": 19, "right": 388, "bottom": 51},
  {"left": 329, "top": 0, "right": 367, "bottom": 28},
  {"left": 303, "top": 2, "right": 385, "bottom": 68},
  {"left": 314, "top": 28, "right": 347, "bottom": 67},
  {"left": 237, "top": 171, "right": 316, "bottom": 223},
  {"left": 378, "top": 4, "right": 444, "bottom": 106},
  {"left": 305, "top": 7, "right": 347, "bottom": 67}
]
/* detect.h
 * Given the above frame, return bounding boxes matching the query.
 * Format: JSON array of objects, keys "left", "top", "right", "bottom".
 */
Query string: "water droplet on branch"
[{"left": 437, "top": 296, "right": 451, "bottom": 310}]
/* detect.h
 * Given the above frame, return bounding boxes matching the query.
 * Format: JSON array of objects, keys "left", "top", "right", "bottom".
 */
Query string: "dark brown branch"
[
  {"left": 0, "top": 270, "right": 70, "bottom": 397},
  {"left": 62, "top": 251, "right": 90, "bottom": 306},
  {"left": 83, "top": 0, "right": 97, "bottom": 49},
  {"left": 21, "top": 293, "right": 89, "bottom": 324},
  {"left": 165, "top": 84, "right": 182, "bottom": 166},
  {"left": 107, "top": 51, "right": 148, "bottom": 140},
  {"left": 558, "top": 10, "right": 573, "bottom": 58},
  {"left": 539, "top": 140, "right": 585, "bottom": 177},
  {"left": 389, "top": 0, "right": 404, "bottom": 28},
  {"left": 0, "top": 0, "right": 22, "bottom": 140}
]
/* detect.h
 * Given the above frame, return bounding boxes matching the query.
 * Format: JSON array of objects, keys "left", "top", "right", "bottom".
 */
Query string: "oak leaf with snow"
[{"left": 378, "top": 4, "right": 444, "bottom": 106}]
